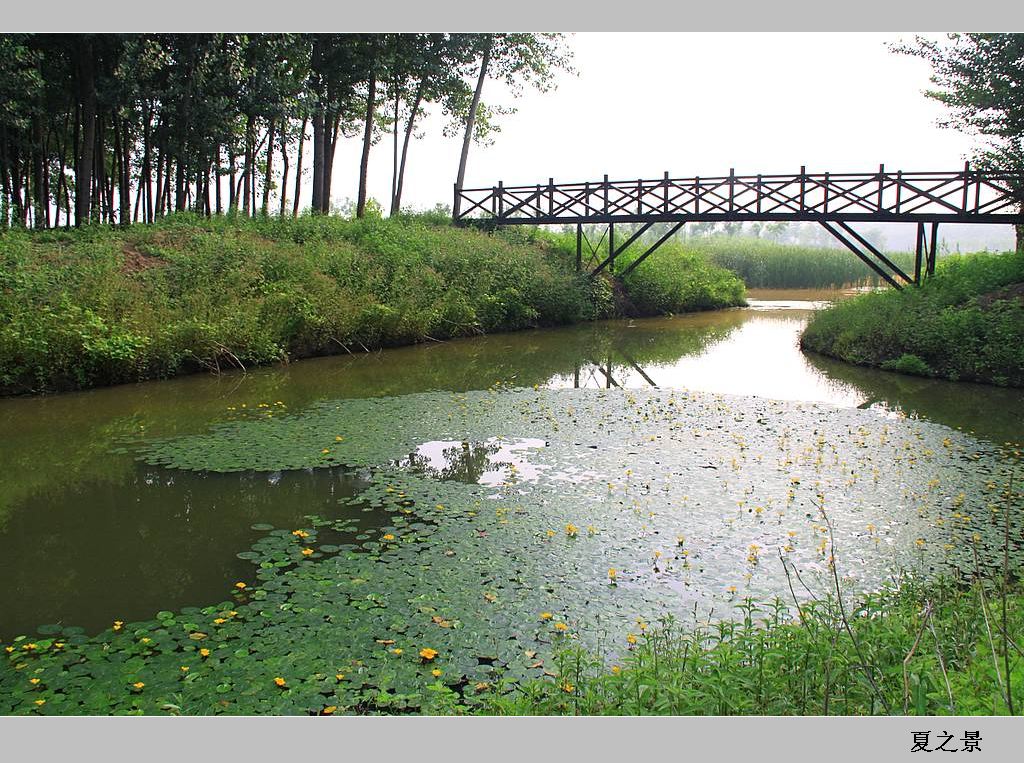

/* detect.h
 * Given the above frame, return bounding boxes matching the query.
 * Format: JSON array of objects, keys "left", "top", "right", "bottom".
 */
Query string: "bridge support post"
[
  {"left": 575, "top": 223, "right": 582, "bottom": 272},
  {"left": 913, "top": 222, "right": 940, "bottom": 285}
]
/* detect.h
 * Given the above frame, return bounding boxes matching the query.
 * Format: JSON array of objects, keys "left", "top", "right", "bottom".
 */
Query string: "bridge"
[{"left": 453, "top": 164, "right": 1024, "bottom": 289}]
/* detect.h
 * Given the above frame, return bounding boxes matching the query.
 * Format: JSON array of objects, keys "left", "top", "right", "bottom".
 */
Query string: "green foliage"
[
  {"left": 801, "top": 251, "right": 1024, "bottom": 386},
  {"left": 484, "top": 578, "right": 1024, "bottom": 716},
  {"left": 0, "top": 215, "right": 612, "bottom": 393},
  {"left": 616, "top": 243, "right": 747, "bottom": 315},
  {"left": 881, "top": 354, "right": 933, "bottom": 377}
]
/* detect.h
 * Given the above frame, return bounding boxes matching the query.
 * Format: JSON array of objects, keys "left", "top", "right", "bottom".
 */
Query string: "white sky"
[{"left": 327, "top": 32, "right": 979, "bottom": 211}]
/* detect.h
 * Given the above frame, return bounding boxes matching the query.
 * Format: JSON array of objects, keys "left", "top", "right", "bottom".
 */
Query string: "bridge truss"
[{"left": 453, "top": 165, "right": 1024, "bottom": 288}]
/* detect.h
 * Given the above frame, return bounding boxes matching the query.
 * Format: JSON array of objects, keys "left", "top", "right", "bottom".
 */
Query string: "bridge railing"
[{"left": 454, "top": 166, "right": 1024, "bottom": 225}]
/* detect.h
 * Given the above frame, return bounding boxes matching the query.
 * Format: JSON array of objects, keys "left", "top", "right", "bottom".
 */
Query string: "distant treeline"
[{"left": 0, "top": 34, "right": 571, "bottom": 229}]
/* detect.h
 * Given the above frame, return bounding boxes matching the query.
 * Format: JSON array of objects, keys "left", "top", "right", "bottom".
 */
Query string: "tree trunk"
[
  {"left": 1016, "top": 224, "right": 1023, "bottom": 255},
  {"left": 293, "top": 116, "right": 307, "bottom": 217},
  {"left": 278, "top": 129, "right": 290, "bottom": 217},
  {"left": 392, "top": 81, "right": 423, "bottom": 216},
  {"left": 262, "top": 117, "right": 275, "bottom": 216},
  {"left": 242, "top": 115, "right": 253, "bottom": 216},
  {"left": 75, "top": 37, "right": 97, "bottom": 227},
  {"left": 31, "top": 115, "right": 45, "bottom": 229},
  {"left": 322, "top": 112, "right": 340, "bottom": 214},
  {"left": 120, "top": 116, "right": 131, "bottom": 225},
  {"left": 390, "top": 81, "right": 399, "bottom": 214},
  {"left": 311, "top": 112, "right": 324, "bottom": 214},
  {"left": 356, "top": 70, "right": 377, "bottom": 218},
  {"left": 453, "top": 36, "right": 491, "bottom": 220},
  {"left": 214, "top": 146, "right": 222, "bottom": 215},
  {"left": 228, "top": 148, "right": 237, "bottom": 213}
]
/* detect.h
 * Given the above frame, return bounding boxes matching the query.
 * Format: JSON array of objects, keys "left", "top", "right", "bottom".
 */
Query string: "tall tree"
[{"left": 451, "top": 33, "right": 573, "bottom": 219}]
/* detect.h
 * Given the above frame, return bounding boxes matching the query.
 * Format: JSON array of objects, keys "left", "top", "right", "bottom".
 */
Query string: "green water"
[{"left": 1, "top": 290, "right": 1021, "bottom": 641}]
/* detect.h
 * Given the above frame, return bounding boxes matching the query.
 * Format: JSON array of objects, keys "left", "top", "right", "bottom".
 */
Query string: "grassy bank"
[
  {"left": 485, "top": 576, "right": 1024, "bottom": 716},
  {"left": 801, "top": 251, "right": 1024, "bottom": 387},
  {"left": 0, "top": 214, "right": 747, "bottom": 395}
]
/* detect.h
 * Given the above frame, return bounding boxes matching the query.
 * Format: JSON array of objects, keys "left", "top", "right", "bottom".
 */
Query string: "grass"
[
  {"left": 483, "top": 576, "right": 1023, "bottom": 715},
  {"left": 0, "top": 213, "right": 744, "bottom": 395},
  {"left": 801, "top": 250, "right": 1024, "bottom": 387},
  {"left": 690, "top": 236, "right": 917, "bottom": 289}
]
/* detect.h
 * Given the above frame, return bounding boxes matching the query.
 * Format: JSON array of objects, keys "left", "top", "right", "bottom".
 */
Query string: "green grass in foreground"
[
  {"left": 801, "top": 251, "right": 1024, "bottom": 387},
  {"left": 483, "top": 576, "right": 1024, "bottom": 716},
  {"left": 0, "top": 213, "right": 751, "bottom": 395}
]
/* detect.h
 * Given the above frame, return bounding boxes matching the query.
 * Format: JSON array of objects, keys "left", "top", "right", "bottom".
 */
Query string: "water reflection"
[
  {"left": 0, "top": 465, "right": 372, "bottom": 638},
  {"left": 399, "top": 438, "right": 546, "bottom": 486}
]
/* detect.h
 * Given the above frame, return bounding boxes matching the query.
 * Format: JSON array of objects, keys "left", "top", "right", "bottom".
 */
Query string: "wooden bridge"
[{"left": 453, "top": 164, "right": 1024, "bottom": 289}]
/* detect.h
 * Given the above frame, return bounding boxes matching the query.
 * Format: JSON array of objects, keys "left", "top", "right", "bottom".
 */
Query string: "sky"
[{"left": 325, "top": 32, "right": 1015, "bottom": 249}]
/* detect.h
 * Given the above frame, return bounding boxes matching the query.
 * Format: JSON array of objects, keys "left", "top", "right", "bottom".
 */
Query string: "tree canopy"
[{"left": 0, "top": 33, "right": 573, "bottom": 228}]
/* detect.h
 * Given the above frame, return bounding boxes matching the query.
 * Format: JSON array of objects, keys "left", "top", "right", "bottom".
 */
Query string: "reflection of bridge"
[
  {"left": 454, "top": 165, "right": 1024, "bottom": 289},
  {"left": 573, "top": 355, "right": 657, "bottom": 389}
]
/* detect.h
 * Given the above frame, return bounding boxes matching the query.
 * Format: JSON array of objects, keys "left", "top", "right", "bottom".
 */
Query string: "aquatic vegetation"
[{"left": 2, "top": 387, "right": 1019, "bottom": 714}]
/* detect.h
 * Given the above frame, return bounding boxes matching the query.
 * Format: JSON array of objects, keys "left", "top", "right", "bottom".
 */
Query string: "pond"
[{"left": 1, "top": 290, "right": 1021, "bottom": 713}]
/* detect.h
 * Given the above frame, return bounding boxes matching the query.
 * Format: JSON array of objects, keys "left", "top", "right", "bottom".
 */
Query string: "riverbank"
[
  {"left": 484, "top": 575, "right": 1024, "bottom": 716},
  {"left": 0, "top": 214, "right": 745, "bottom": 395},
  {"left": 800, "top": 251, "right": 1024, "bottom": 387}
]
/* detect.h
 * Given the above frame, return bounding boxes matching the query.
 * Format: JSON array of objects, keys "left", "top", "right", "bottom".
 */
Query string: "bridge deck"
[{"left": 453, "top": 166, "right": 1024, "bottom": 226}]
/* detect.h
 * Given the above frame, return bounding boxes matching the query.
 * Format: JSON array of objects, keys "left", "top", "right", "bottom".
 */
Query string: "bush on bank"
[
  {"left": 0, "top": 213, "right": 615, "bottom": 394},
  {"left": 800, "top": 251, "right": 1024, "bottom": 387}
]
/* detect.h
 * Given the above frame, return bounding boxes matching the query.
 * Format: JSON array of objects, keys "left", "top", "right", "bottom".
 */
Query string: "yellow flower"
[
  {"left": 335, "top": 673, "right": 346, "bottom": 681},
  {"left": 539, "top": 612, "right": 553, "bottom": 621},
  {"left": 301, "top": 548, "right": 314, "bottom": 557},
  {"left": 140, "top": 637, "right": 152, "bottom": 644},
  {"left": 608, "top": 568, "right": 617, "bottom": 580},
  {"left": 23, "top": 643, "right": 37, "bottom": 650},
  {"left": 132, "top": 682, "right": 145, "bottom": 690},
  {"left": 335, "top": 436, "right": 344, "bottom": 442},
  {"left": 419, "top": 648, "right": 439, "bottom": 661},
  {"left": 545, "top": 530, "right": 556, "bottom": 538},
  {"left": 291, "top": 529, "right": 309, "bottom": 538},
  {"left": 626, "top": 633, "right": 637, "bottom": 645},
  {"left": 234, "top": 582, "right": 247, "bottom": 590},
  {"left": 4, "top": 646, "right": 14, "bottom": 653},
  {"left": 391, "top": 648, "right": 403, "bottom": 655},
  {"left": 180, "top": 666, "right": 190, "bottom": 672},
  {"left": 29, "top": 678, "right": 40, "bottom": 685},
  {"left": 382, "top": 534, "right": 395, "bottom": 541},
  {"left": 431, "top": 669, "right": 443, "bottom": 678},
  {"left": 561, "top": 682, "right": 575, "bottom": 693},
  {"left": 726, "top": 585, "right": 737, "bottom": 594},
  {"left": 553, "top": 622, "right": 569, "bottom": 632},
  {"left": 34, "top": 699, "right": 45, "bottom": 707},
  {"left": 213, "top": 618, "right": 227, "bottom": 625},
  {"left": 113, "top": 621, "right": 123, "bottom": 631},
  {"left": 611, "top": 666, "right": 622, "bottom": 675},
  {"left": 565, "top": 523, "right": 579, "bottom": 537},
  {"left": 274, "top": 677, "right": 287, "bottom": 687},
  {"left": 323, "top": 706, "right": 337, "bottom": 715},
  {"left": 200, "top": 648, "right": 211, "bottom": 657},
  {"left": 321, "top": 449, "right": 330, "bottom": 454}
]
